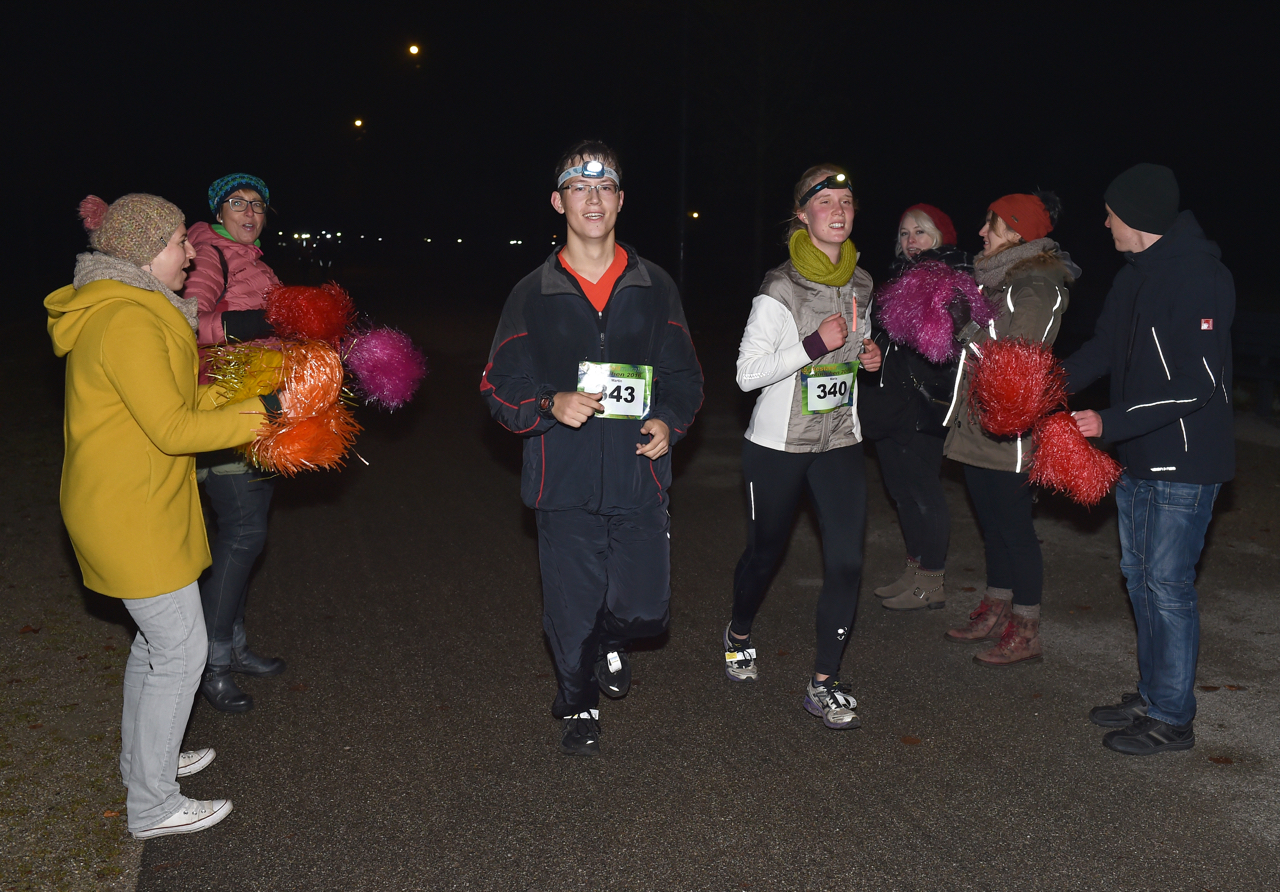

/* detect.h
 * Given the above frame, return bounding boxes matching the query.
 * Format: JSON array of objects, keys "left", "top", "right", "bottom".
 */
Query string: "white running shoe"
[
  {"left": 804, "top": 677, "right": 860, "bottom": 729},
  {"left": 176, "top": 748, "right": 216, "bottom": 778},
  {"left": 723, "top": 623, "right": 758, "bottom": 682},
  {"left": 132, "top": 797, "right": 233, "bottom": 839}
]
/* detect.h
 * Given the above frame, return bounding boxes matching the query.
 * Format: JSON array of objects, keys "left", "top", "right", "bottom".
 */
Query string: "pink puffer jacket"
[{"left": 185, "top": 221, "right": 281, "bottom": 346}]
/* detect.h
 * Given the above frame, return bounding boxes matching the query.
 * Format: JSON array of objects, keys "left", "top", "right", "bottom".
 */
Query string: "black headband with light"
[{"left": 798, "top": 173, "right": 852, "bottom": 208}]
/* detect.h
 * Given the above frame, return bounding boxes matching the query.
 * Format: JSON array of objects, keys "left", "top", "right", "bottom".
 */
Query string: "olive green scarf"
[{"left": 789, "top": 229, "right": 858, "bottom": 286}]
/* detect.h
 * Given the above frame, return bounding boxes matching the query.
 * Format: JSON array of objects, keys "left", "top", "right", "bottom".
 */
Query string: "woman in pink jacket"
[{"left": 183, "top": 173, "right": 285, "bottom": 713}]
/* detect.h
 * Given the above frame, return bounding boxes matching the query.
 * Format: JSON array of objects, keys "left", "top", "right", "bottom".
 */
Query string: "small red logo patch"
[{"left": 1201, "top": 319, "right": 1213, "bottom": 330}]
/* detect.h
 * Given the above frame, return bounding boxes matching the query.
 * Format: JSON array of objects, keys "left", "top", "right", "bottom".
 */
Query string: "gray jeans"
[{"left": 121, "top": 581, "right": 206, "bottom": 832}]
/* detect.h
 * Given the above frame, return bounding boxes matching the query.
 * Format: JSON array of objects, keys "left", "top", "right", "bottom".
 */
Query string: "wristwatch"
[{"left": 538, "top": 392, "right": 556, "bottom": 415}]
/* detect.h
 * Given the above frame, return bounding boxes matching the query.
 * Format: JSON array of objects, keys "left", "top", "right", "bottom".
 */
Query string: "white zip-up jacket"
[{"left": 737, "top": 259, "right": 873, "bottom": 453}]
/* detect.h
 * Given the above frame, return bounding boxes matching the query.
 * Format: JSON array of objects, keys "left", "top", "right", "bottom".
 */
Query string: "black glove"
[
  {"left": 221, "top": 309, "right": 274, "bottom": 342},
  {"left": 259, "top": 391, "right": 283, "bottom": 418}
]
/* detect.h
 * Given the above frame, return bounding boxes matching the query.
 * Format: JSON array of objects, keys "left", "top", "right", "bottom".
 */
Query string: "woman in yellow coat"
[{"left": 44, "top": 193, "right": 272, "bottom": 839}]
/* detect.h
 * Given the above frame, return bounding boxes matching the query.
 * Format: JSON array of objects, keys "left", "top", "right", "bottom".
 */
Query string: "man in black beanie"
[{"left": 1061, "top": 163, "right": 1235, "bottom": 756}]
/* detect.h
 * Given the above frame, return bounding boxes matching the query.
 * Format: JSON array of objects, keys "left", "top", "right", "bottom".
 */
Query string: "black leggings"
[
  {"left": 963, "top": 464, "right": 1042, "bottom": 606},
  {"left": 873, "top": 431, "right": 949, "bottom": 570},
  {"left": 731, "top": 439, "right": 867, "bottom": 677}
]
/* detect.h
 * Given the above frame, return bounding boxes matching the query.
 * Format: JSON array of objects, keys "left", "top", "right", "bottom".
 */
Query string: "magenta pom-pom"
[
  {"left": 876, "top": 261, "right": 995, "bottom": 363},
  {"left": 343, "top": 326, "right": 428, "bottom": 410},
  {"left": 79, "top": 195, "right": 108, "bottom": 231}
]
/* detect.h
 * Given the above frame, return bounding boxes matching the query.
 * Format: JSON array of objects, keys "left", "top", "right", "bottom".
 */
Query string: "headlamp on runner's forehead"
[
  {"left": 557, "top": 159, "right": 621, "bottom": 189},
  {"left": 798, "top": 173, "right": 852, "bottom": 208}
]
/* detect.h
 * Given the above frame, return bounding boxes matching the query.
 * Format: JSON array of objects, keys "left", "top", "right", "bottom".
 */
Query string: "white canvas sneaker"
[{"left": 132, "top": 797, "right": 233, "bottom": 839}]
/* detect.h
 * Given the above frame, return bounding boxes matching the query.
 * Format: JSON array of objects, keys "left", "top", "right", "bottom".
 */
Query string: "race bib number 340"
[
  {"left": 578, "top": 362, "right": 654, "bottom": 419},
  {"left": 800, "top": 361, "right": 858, "bottom": 415}
]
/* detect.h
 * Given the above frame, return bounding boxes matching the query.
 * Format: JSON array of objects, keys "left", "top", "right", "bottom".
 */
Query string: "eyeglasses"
[
  {"left": 560, "top": 182, "right": 619, "bottom": 197},
  {"left": 224, "top": 198, "right": 267, "bottom": 214},
  {"left": 798, "top": 174, "right": 852, "bottom": 208}
]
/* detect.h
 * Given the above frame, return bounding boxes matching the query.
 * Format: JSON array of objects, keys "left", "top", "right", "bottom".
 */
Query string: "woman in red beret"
[{"left": 941, "top": 192, "right": 1078, "bottom": 665}]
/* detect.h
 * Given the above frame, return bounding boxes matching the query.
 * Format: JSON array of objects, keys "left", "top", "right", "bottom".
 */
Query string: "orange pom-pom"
[
  {"left": 278, "top": 341, "right": 345, "bottom": 417},
  {"left": 264, "top": 283, "right": 356, "bottom": 345},
  {"left": 1029, "top": 413, "right": 1123, "bottom": 506},
  {"left": 246, "top": 403, "right": 361, "bottom": 477},
  {"left": 969, "top": 338, "right": 1068, "bottom": 437},
  {"left": 240, "top": 339, "right": 360, "bottom": 475}
]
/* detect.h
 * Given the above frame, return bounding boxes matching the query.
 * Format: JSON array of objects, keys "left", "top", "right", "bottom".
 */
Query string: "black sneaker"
[
  {"left": 1089, "top": 691, "right": 1148, "bottom": 728},
  {"left": 559, "top": 710, "right": 601, "bottom": 756},
  {"left": 594, "top": 647, "right": 631, "bottom": 699},
  {"left": 1102, "top": 716, "right": 1194, "bottom": 755}
]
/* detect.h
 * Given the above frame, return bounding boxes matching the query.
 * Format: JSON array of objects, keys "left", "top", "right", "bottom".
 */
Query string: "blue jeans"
[
  {"left": 121, "top": 582, "right": 206, "bottom": 832},
  {"left": 200, "top": 469, "right": 274, "bottom": 662},
  {"left": 1115, "top": 474, "right": 1221, "bottom": 727}
]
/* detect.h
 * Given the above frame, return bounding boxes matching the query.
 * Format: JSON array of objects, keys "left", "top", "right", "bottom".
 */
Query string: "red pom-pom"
[
  {"left": 1029, "top": 413, "right": 1123, "bottom": 506},
  {"left": 79, "top": 195, "right": 108, "bottom": 231},
  {"left": 969, "top": 338, "right": 1067, "bottom": 437},
  {"left": 264, "top": 283, "right": 356, "bottom": 345}
]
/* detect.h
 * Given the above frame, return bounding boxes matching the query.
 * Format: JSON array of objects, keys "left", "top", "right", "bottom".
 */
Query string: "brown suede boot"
[
  {"left": 874, "top": 559, "right": 919, "bottom": 599},
  {"left": 944, "top": 592, "right": 1011, "bottom": 642},
  {"left": 882, "top": 568, "right": 946, "bottom": 611},
  {"left": 973, "top": 614, "right": 1042, "bottom": 667}
]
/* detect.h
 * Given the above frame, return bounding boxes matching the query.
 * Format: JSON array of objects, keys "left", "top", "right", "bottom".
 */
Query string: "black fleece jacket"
[
  {"left": 1062, "top": 211, "right": 1234, "bottom": 484},
  {"left": 482, "top": 245, "right": 703, "bottom": 511}
]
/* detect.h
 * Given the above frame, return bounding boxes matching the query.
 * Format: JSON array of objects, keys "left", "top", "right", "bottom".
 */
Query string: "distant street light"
[
  {"left": 409, "top": 45, "right": 419, "bottom": 55},
  {"left": 354, "top": 119, "right": 363, "bottom": 127},
  {"left": 690, "top": 212, "right": 699, "bottom": 219}
]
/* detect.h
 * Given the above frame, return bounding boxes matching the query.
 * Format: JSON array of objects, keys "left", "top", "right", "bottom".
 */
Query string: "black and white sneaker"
[
  {"left": 595, "top": 647, "right": 631, "bottom": 699},
  {"left": 723, "top": 623, "right": 758, "bottom": 682},
  {"left": 560, "top": 710, "right": 601, "bottom": 756},
  {"left": 804, "top": 677, "right": 860, "bottom": 729}
]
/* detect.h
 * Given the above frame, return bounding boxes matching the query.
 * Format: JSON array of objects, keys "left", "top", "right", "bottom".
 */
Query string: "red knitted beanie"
[{"left": 988, "top": 194, "right": 1052, "bottom": 242}]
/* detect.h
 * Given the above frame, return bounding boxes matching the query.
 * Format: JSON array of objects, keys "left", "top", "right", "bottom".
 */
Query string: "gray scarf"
[
  {"left": 72, "top": 251, "right": 199, "bottom": 334},
  {"left": 972, "top": 238, "right": 1057, "bottom": 290}
]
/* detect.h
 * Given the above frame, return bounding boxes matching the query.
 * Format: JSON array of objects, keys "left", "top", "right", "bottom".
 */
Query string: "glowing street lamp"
[
  {"left": 409, "top": 45, "right": 419, "bottom": 55},
  {"left": 354, "top": 119, "right": 363, "bottom": 128}
]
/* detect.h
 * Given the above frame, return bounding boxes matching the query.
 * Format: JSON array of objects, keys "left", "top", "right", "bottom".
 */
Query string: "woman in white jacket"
[{"left": 721, "top": 164, "right": 881, "bottom": 729}]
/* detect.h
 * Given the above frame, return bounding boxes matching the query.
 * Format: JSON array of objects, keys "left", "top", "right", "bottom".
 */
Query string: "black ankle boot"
[
  {"left": 201, "top": 668, "right": 253, "bottom": 713},
  {"left": 230, "top": 646, "right": 286, "bottom": 678}
]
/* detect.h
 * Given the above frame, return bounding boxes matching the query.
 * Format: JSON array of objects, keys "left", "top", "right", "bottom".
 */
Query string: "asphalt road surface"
[{"left": 98, "top": 306, "right": 1280, "bottom": 890}]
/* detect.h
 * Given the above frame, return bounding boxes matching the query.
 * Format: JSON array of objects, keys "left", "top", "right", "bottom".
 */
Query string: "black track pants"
[
  {"left": 872, "top": 431, "right": 949, "bottom": 570},
  {"left": 537, "top": 501, "right": 670, "bottom": 716},
  {"left": 962, "top": 464, "right": 1043, "bottom": 606},
  {"left": 731, "top": 439, "right": 867, "bottom": 677}
]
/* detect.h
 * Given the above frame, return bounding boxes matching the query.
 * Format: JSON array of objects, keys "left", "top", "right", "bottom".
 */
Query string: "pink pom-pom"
[
  {"left": 1030, "top": 412, "right": 1123, "bottom": 506},
  {"left": 875, "top": 261, "right": 995, "bottom": 363},
  {"left": 968, "top": 338, "right": 1067, "bottom": 437},
  {"left": 79, "top": 195, "right": 108, "bottom": 231},
  {"left": 343, "top": 327, "right": 428, "bottom": 410}
]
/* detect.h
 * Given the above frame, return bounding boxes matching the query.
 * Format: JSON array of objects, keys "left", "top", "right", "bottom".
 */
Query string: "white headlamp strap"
[{"left": 557, "top": 160, "right": 621, "bottom": 188}]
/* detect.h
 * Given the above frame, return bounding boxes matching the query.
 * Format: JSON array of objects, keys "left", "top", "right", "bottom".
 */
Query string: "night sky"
[{"left": 12, "top": 4, "right": 1269, "bottom": 326}]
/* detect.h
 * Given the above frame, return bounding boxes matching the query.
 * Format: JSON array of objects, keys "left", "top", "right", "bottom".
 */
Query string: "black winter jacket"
[
  {"left": 861, "top": 245, "right": 974, "bottom": 443},
  {"left": 482, "top": 246, "right": 703, "bottom": 511},
  {"left": 1062, "top": 211, "right": 1234, "bottom": 484}
]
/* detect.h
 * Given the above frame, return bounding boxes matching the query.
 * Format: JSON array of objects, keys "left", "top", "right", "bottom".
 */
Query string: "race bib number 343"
[
  {"left": 800, "top": 361, "right": 858, "bottom": 414},
  {"left": 578, "top": 362, "right": 654, "bottom": 419}
]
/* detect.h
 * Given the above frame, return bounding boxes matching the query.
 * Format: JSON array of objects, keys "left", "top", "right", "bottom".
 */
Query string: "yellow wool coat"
[{"left": 45, "top": 278, "right": 265, "bottom": 599}]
